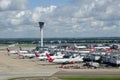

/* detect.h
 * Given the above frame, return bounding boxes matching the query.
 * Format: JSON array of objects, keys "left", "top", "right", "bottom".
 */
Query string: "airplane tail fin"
[
  {"left": 35, "top": 52, "right": 39, "bottom": 57},
  {"left": 106, "top": 48, "right": 111, "bottom": 54},
  {"left": 6, "top": 48, "right": 10, "bottom": 52},
  {"left": 46, "top": 53, "right": 54, "bottom": 62},
  {"left": 90, "top": 45, "right": 95, "bottom": 53},
  {"left": 64, "top": 46, "right": 69, "bottom": 50},
  {"left": 90, "top": 48, "right": 95, "bottom": 53},
  {"left": 74, "top": 44, "right": 78, "bottom": 48}
]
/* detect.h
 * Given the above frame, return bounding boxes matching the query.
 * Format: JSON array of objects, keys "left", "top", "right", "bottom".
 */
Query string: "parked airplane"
[
  {"left": 46, "top": 52, "right": 84, "bottom": 64},
  {"left": 94, "top": 46, "right": 110, "bottom": 50},
  {"left": 84, "top": 62, "right": 100, "bottom": 68},
  {"left": 102, "top": 54, "right": 120, "bottom": 66},
  {"left": 35, "top": 51, "right": 64, "bottom": 60},
  {"left": 105, "top": 48, "right": 111, "bottom": 54},
  {"left": 6, "top": 48, "right": 28, "bottom": 54},
  {"left": 74, "top": 44, "right": 86, "bottom": 49},
  {"left": 71, "top": 54, "right": 84, "bottom": 62},
  {"left": 83, "top": 48, "right": 111, "bottom": 62},
  {"left": 6, "top": 48, "right": 17, "bottom": 54},
  {"left": 17, "top": 51, "right": 35, "bottom": 59},
  {"left": 92, "top": 48, "right": 111, "bottom": 55},
  {"left": 46, "top": 53, "right": 74, "bottom": 64},
  {"left": 78, "top": 47, "right": 95, "bottom": 54},
  {"left": 109, "top": 54, "right": 120, "bottom": 66},
  {"left": 35, "top": 52, "right": 48, "bottom": 60}
]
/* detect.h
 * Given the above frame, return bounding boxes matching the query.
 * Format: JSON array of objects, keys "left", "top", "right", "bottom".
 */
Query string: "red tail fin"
[
  {"left": 64, "top": 46, "right": 69, "bottom": 50},
  {"left": 6, "top": 48, "right": 10, "bottom": 52},
  {"left": 90, "top": 48, "right": 95, "bottom": 53},
  {"left": 46, "top": 53, "right": 54, "bottom": 62},
  {"left": 35, "top": 52, "right": 39, "bottom": 57},
  {"left": 106, "top": 48, "right": 111, "bottom": 54},
  {"left": 90, "top": 45, "right": 94, "bottom": 53}
]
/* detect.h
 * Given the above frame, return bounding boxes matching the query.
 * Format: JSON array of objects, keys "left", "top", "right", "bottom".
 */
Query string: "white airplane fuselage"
[{"left": 52, "top": 58, "right": 72, "bottom": 64}]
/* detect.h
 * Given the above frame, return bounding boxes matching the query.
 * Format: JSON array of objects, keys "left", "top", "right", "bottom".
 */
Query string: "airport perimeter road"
[{"left": 0, "top": 71, "right": 57, "bottom": 80}]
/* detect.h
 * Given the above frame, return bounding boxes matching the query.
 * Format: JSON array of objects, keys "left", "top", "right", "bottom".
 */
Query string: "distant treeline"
[{"left": 0, "top": 37, "right": 120, "bottom": 44}]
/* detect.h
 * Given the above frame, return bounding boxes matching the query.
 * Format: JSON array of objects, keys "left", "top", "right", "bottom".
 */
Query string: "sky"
[{"left": 0, "top": 0, "right": 120, "bottom": 38}]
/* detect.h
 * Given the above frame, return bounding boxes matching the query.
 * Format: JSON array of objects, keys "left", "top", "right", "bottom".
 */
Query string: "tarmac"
[
  {"left": 0, "top": 48, "right": 120, "bottom": 80},
  {"left": 0, "top": 72, "right": 57, "bottom": 80}
]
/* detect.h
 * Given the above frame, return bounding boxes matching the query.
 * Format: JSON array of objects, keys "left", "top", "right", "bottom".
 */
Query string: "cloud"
[
  {"left": 0, "top": 1, "right": 57, "bottom": 38},
  {"left": 103, "top": 25, "right": 117, "bottom": 31},
  {"left": 0, "top": 0, "right": 120, "bottom": 38},
  {"left": 0, "top": 0, "right": 11, "bottom": 10},
  {"left": 31, "top": 5, "right": 57, "bottom": 23},
  {"left": 0, "top": 0, "right": 27, "bottom": 11}
]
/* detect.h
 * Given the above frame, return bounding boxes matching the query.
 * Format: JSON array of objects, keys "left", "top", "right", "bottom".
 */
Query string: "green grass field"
[
  {"left": 9, "top": 76, "right": 120, "bottom": 80},
  {"left": 59, "top": 76, "right": 120, "bottom": 80}
]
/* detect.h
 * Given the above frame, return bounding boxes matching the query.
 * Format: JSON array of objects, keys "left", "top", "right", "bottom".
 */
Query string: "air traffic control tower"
[{"left": 39, "top": 22, "right": 44, "bottom": 47}]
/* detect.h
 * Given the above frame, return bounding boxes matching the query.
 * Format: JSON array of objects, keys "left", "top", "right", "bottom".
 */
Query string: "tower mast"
[{"left": 39, "top": 22, "right": 44, "bottom": 47}]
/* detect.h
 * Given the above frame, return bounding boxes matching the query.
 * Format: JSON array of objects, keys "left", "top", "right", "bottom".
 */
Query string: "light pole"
[{"left": 39, "top": 22, "right": 44, "bottom": 47}]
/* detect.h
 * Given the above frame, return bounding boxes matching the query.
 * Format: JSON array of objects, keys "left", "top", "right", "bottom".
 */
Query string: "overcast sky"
[{"left": 0, "top": 0, "right": 120, "bottom": 38}]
